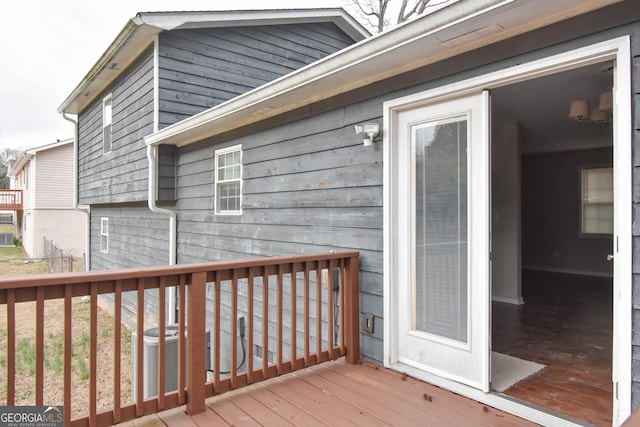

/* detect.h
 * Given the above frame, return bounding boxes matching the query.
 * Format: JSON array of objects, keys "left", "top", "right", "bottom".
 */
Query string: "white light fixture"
[
  {"left": 598, "top": 90, "right": 613, "bottom": 111},
  {"left": 568, "top": 90, "right": 613, "bottom": 126},
  {"left": 355, "top": 123, "right": 379, "bottom": 146},
  {"left": 568, "top": 100, "right": 590, "bottom": 123}
]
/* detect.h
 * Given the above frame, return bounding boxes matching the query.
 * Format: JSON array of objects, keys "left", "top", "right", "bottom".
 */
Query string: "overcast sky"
[{"left": 0, "top": 0, "right": 355, "bottom": 152}]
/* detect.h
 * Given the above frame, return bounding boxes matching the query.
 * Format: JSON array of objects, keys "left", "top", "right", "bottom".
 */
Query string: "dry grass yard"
[{"left": 0, "top": 246, "right": 133, "bottom": 420}]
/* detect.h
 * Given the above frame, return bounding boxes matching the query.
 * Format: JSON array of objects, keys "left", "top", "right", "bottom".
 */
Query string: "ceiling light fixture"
[{"left": 568, "top": 90, "right": 612, "bottom": 125}]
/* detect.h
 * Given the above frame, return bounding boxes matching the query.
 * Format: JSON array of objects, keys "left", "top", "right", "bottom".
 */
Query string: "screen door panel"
[
  {"left": 414, "top": 118, "right": 468, "bottom": 343},
  {"left": 396, "top": 90, "right": 490, "bottom": 392}
]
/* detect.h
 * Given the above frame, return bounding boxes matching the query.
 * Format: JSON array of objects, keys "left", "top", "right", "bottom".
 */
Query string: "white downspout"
[
  {"left": 147, "top": 144, "right": 177, "bottom": 265},
  {"left": 61, "top": 112, "right": 90, "bottom": 272}
]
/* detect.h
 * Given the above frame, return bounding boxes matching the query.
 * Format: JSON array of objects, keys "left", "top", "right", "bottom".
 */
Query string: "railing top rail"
[{"left": 0, "top": 251, "right": 359, "bottom": 291}]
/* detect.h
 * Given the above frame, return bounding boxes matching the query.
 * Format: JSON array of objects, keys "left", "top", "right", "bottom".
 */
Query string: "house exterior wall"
[
  {"left": 89, "top": 206, "right": 170, "bottom": 270},
  {"left": 10, "top": 143, "right": 86, "bottom": 259},
  {"left": 157, "top": 23, "right": 356, "bottom": 128},
  {"left": 30, "top": 209, "right": 86, "bottom": 259},
  {"left": 34, "top": 143, "right": 75, "bottom": 209},
  {"left": 168, "top": 6, "right": 640, "bottom": 383},
  {"left": 77, "top": 48, "right": 155, "bottom": 205},
  {"left": 77, "top": 22, "right": 362, "bottom": 207}
]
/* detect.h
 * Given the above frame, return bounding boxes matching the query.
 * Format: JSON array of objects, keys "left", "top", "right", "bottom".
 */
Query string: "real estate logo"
[{"left": 0, "top": 406, "right": 63, "bottom": 427}]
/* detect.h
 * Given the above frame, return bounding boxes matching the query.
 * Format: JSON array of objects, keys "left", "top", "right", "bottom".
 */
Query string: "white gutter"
[
  {"left": 144, "top": 0, "right": 620, "bottom": 148},
  {"left": 61, "top": 112, "right": 91, "bottom": 272},
  {"left": 147, "top": 145, "right": 177, "bottom": 265}
]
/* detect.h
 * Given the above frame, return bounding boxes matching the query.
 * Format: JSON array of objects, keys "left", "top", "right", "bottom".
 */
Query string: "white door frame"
[{"left": 383, "top": 36, "right": 632, "bottom": 426}]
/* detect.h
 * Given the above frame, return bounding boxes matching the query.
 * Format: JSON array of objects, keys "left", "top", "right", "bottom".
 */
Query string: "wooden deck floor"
[{"left": 118, "top": 359, "right": 538, "bottom": 426}]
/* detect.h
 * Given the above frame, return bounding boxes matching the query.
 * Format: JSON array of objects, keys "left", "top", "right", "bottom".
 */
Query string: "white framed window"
[
  {"left": 215, "top": 145, "right": 242, "bottom": 215},
  {"left": 581, "top": 166, "right": 613, "bottom": 235},
  {"left": 100, "top": 217, "right": 109, "bottom": 253},
  {"left": 103, "top": 94, "right": 113, "bottom": 154}
]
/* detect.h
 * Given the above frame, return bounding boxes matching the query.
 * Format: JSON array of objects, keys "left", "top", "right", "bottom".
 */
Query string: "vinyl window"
[
  {"left": 581, "top": 167, "right": 613, "bottom": 235},
  {"left": 215, "top": 145, "right": 242, "bottom": 215},
  {"left": 103, "top": 94, "right": 112, "bottom": 154},
  {"left": 100, "top": 217, "right": 109, "bottom": 253}
]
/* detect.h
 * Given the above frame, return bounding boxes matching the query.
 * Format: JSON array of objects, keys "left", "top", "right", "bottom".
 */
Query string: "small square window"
[
  {"left": 581, "top": 167, "right": 613, "bottom": 235},
  {"left": 215, "top": 145, "right": 242, "bottom": 215},
  {"left": 100, "top": 217, "right": 109, "bottom": 253}
]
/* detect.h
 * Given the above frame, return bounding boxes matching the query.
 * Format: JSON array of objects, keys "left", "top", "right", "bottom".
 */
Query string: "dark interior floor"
[{"left": 492, "top": 270, "right": 613, "bottom": 427}]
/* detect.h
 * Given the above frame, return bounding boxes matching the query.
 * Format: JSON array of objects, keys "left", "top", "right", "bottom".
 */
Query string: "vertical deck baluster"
[
  {"left": 247, "top": 269, "right": 254, "bottom": 384},
  {"left": 345, "top": 254, "right": 360, "bottom": 364},
  {"left": 213, "top": 271, "right": 220, "bottom": 389},
  {"left": 135, "top": 278, "right": 145, "bottom": 416},
  {"left": 178, "top": 275, "right": 186, "bottom": 405},
  {"left": 62, "top": 284, "right": 73, "bottom": 425},
  {"left": 6, "top": 289, "right": 15, "bottom": 406},
  {"left": 303, "top": 263, "right": 310, "bottom": 366},
  {"left": 290, "top": 264, "right": 297, "bottom": 371},
  {"left": 315, "top": 264, "right": 322, "bottom": 361},
  {"left": 64, "top": 284, "right": 72, "bottom": 426},
  {"left": 157, "top": 276, "right": 166, "bottom": 410},
  {"left": 261, "top": 269, "right": 269, "bottom": 376},
  {"left": 35, "top": 287, "right": 44, "bottom": 406},
  {"left": 327, "top": 260, "right": 335, "bottom": 359},
  {"left": 339, "top": 259, "right": 346, "bottom": 354},
  {"left": 277, "top": 264, "right": 283, "bottom": 374},
  {"left": 89, "top": 282, "right": 98, "bottom": 425},
  {"left": 113, "top": 280, "right": 122, "bottom": 424},
  {"left": 231, "top": 270, "right": 238, "bottom": 387}
]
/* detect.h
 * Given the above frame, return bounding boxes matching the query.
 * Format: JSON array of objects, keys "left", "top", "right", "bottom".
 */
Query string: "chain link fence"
[{"left": 43, "top": 236, "right": 85, "bottom": 273}]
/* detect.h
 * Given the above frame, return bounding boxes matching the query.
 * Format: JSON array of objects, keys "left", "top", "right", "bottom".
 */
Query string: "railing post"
[
  {"left": 186, "top": 271, "right": 206, "bottom": 415},
  {"left": 344, "top": 253, "right": 360, "bottom": 364}
]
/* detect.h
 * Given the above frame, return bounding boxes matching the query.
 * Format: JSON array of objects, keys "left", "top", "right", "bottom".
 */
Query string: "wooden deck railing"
[
  {"left": 0, "top": 190, "right": 22, "bottom": 210},
  {"left": 0, "top": 251, "right": 360, "bottom": 427}
]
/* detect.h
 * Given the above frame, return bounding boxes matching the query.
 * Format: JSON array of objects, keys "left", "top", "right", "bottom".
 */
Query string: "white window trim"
[
  {"left": 103, "top": 94, "right": 113, "bottom": 155},
  {"left": 100, "top": 217, "right": 109, "bottom": 253},
  {"left": 214, "top": 144, "right": 243, "bottom": 215}
]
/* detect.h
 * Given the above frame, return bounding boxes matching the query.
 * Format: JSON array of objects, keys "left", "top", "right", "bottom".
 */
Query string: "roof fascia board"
[
  {"left": 58, "top": 21, "right": 161, "bottom": 114},
  {"left": 146, "top": 0, "right": 620, "bottom": 148},
  {"left": 58, "top": 9, "right": 368, "bottom": 115},
  {"left": 8, "top": 152, "right": 33, "bottom": 177},
  {"left": 135, "top": 9, "right": 369, "bottom": 40}
]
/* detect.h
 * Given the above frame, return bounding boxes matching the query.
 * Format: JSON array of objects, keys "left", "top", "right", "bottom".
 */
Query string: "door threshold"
[{"left": 388, "top": 362, "right": 587, "bottom": 427}]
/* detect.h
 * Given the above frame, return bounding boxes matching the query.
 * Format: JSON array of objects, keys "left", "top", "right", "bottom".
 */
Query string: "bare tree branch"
[{"left": 349, "top": 0, "right": 450, "bottom": 32}]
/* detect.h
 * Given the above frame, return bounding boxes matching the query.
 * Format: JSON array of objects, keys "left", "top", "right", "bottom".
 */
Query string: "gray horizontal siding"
[
  {"left": 631, "top": 33, "right": 640, "bottom": 409},
  {"left": 89, "top": 206, "right": 171, "bottom": 271},
  {"left": 77, "top": 48, "right": 155, "bottom": 205},
  {"left": 174, "top": 95, "right": 384, "bottom": 362},
  {"left": 157, "top": 23, "right": 357, "bottom": 128}
]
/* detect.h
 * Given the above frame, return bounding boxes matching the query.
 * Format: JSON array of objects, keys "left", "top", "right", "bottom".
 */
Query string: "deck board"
[{"left": 126, "top": 360, "right": 540, "bottom": 427}]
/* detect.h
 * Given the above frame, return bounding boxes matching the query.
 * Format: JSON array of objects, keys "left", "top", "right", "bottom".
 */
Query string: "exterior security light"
[{"left": 355, "top": 123, "right": 379, "bottom": 146}]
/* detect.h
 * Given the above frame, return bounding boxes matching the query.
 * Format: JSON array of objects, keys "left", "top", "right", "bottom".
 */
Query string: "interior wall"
[
  {"left": 491, "top": 119, "right": 522, "bottom": 304},
  {"left": 521, "top": 147, "right": 613, "bottom": 277}
]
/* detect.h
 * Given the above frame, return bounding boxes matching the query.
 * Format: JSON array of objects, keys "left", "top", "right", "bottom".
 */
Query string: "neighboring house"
[
  {"left": 8, "top": 139, "right": 87, "bottom": 259},
  {"left": 58, "top": 1, "right": 640, "bottom": 426}
]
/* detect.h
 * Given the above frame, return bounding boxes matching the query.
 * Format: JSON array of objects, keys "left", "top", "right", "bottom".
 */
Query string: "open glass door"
[{"left": 390, "top": 90, "right": 491, "bottom": 392}]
